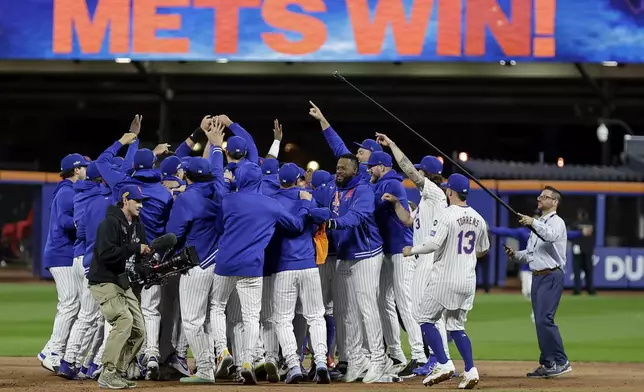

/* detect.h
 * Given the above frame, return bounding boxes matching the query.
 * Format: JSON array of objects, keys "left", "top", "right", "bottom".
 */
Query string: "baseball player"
[
  {"left": 365, "top": 150, "right": 414, "bottom": 373},
  {"left": 58, "top": 162, "right": 109, "bottom": 379},
  {"left": 308, "top": 101, "right": 381, "bottom": 182},
  {"left": 376, "top": 133, "right": 452, "bottom": 376},
  {"left": 271, "top": 163, "right": 331, "bottom": 384},
  {"left": 323, "top": 153, "right": 389, "bottom": 384},
  {"left": 405, "top": 173, "right": 489, "bottom": 389},
  {"left": 39, "top": 153, "right": 89, "bottom": 372},
  {"left": 209, "top": 163, "right": 313, "bottom": 385}
]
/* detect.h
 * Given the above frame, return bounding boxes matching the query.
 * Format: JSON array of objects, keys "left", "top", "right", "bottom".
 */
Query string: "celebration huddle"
[{"left": 37, "top": 102, "right": 570, "bottom": 390}]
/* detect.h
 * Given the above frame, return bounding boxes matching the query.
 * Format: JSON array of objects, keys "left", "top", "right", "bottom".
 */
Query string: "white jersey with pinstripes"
[
  {"left": 412, "top": 178, "right": 448, "bottom": 247},
  {"left": 426, "top": 205, "right": 490, "bottom": 310}
]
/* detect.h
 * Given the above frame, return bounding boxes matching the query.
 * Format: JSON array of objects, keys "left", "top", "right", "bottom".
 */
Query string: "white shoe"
[
  {"left": 389, "top": 356, "right": 407, "bottom": 374},
  {"left": 363, "top": 357, "right": 392, "bottom": 384},
  {"left": 422, "top": 360, "right": 455, "bottom": 387},
  {"left": 343, "top": 358, "right": 370, "bottom": 383},
  {"left": 458, "top": 367, "right": 480, "bottom": 389},
  {"left": 41, "top": 353, "right": 61, "bottom": 373}
]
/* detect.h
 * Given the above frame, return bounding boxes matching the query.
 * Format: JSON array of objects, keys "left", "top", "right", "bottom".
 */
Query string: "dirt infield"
[{"left": 1, "top": 358, "right": 642, "bottom": 392}]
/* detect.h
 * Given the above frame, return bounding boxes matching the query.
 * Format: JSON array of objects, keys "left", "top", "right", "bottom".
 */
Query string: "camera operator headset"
[
  {"left": 95, "top": 127, "right": 174, "bottom": 379},
  {"left": 164, "top": 120, "right": 229, "bottom": 384},
  {"left": 87, "top": 185, "right": 150, "bottom": 389}
]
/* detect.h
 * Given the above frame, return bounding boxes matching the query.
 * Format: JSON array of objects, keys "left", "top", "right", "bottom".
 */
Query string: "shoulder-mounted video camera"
[{"left": 126, "top": 233, "right": 200, "bottom": 289}]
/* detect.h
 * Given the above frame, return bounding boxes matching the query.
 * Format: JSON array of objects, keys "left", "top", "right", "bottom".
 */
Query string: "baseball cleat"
[
  {"left": 170, "top": 355, "right": 191, "bottom": 377},
  {"left": 363, "top": 357, "right": 392, "bottom": 384},
  {"left": 398, "top": 359, "right": 421, "bottom": 378},
  {"left": 285, "top": 366, "right": 303, "bottom": 384},
  {"left": 240, "top": 362, "right": 257, "bottom": 385},
  {"left": 343, "top": 358, "right": 370, "bottom": 383},
  {"left": 215, "top": 349, "right": 234, "bottom": 379},
  {"left": 422, "top": 360, "right": 455, "bottom": 387},
  {"left": 146, "top": 356, "right": 160, "bottom": 381},
  {"left": 315, "top": 364, "right": 331, "bottom": 384},
  {"left": 458, "top": 367, "right": 479, "bottom": 389},
  {"left": 41, "top": 352, "right": 61, "bottom": 373},
  {"left": 526, "top": 365, "right": 549, "bottom": 379},
  {"left": 57, "top": 360, "right": 80, "bottom": 380},
  {"left": 413, "top": 359, "right": 436, "bottom": 376},
  {"left": 264, "top": 359, "right": 279, "bottom": 383}
]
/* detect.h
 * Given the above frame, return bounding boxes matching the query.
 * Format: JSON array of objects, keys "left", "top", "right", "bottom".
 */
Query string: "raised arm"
[
  {"left": 375, "top": 133, "right": 425, "bottom": 190},
  {"left": 266, "top": 119, "right": 282, "bottom": 159},
  {"left": 218, "top": 114, "right": 259, "bottom": 164},
  {"left": 204, "top": 118, "right": 228, "bottom": 199},
  {"left": 309, "top": 101, "right": 351, "bottom": 158},
  {"left": 96, "top": 133, "right": 138, "bottom": 189}
]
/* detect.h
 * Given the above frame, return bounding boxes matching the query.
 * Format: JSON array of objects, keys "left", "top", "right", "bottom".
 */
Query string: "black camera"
[{"left": 126, "top": 233, "right": 200, "bottom": 289}]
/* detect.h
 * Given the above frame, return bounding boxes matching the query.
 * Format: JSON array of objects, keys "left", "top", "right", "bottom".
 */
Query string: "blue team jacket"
[
  {"left": 96, "top": 141, "right": 174, "bottom": 243},
  {"left": 273, "top": 187, "right": 317, "bottom": 273},
  {"left": 322, "top": 126, "right": 371, "bottom": 182},
  {"left": 372, "top": 170, "right": 413, "bottom": 254},
  {"left": 215, "top": 163, "right": 310, "bottom": 277},
  {"left": 261, "top": 174, "right": 280, "bottom": 197},
  {"left": 166, "top": 182, "right": 221, "bottom": 269},
  {"left": 44, "top": 180, "right": 77, "bottom": 269},
  {"left": 78, "top": 186, "right": 112, "bottom": 275},
  {"left": 330, "top": 175, "right": 383, "bottom": 261},
  {"left": 72, "top": 180, "right": 105, "bottom": 258}
]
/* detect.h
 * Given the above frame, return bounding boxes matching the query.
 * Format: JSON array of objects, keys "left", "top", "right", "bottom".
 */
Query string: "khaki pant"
[{"left": 90, "top": 283, "right": 146, "bottom": 373}]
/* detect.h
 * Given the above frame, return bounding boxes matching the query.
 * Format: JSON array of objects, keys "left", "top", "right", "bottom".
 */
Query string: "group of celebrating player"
[{"left": 37, "top": 101, "right": 488, "bottom": 390}]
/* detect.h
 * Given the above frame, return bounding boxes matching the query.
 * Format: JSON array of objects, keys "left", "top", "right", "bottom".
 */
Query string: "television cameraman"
[{"left": 87, "top": 185, "right": 150, "bottom": 389}]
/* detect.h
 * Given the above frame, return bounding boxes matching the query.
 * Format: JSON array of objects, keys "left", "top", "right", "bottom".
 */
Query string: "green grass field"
[{"left": 1, "top": 283, "right": 642, "bottom": 362}]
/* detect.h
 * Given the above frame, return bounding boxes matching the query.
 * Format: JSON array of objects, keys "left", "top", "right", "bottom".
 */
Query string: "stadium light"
[
  {"left": 557, "top": 157, "right": 564, "bottom": 167},
  {"left": 602, "top": 61, "right": 618, "bottom": 67},
  {"left": 216, "top": 58, "right": 229, "bottom": 64},
  {"left": 458, "top": 152, "right": 468, "bottom": 162},
  {"left": 307, "top": 161, "right": 320, "bottom": 171},
  {"left": 115, "top": 57, "right": 131, "bottom": 64},
  {"left": 596, "top": 123, "right": 609, "bottom": 143}
]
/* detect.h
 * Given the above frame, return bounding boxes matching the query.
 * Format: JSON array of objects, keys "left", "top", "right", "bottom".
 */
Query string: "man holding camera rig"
[{"left": 87, "top": 185, "right": 150, "bottom": 389}]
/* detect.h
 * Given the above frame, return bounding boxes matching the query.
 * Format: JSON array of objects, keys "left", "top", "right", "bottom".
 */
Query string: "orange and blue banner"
[{"left": 1, "top": 0, "right": 643, "bottom": 62}]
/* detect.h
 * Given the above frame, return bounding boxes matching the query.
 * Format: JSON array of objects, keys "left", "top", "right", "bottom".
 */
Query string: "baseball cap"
[
  {"left": 226, "top": 136, "right": 247, "bottom": 154},
  {"left": 297, "top": 166, "right": 306, "bottom": 180},
  {"left": 119, "top": 184, "right": 147, "bottom": 201},
  {"left": 60, "top": 153, "right": 90, "bottom": 171},
  {"left": 133, "top": 149, "right": 156, "bottom": 169},
  {"left": 160, "top": 156, "right": 182, "bottom": 176},
  {"left": 415, "top": 156, "right": 443, "bottom": 175},
  {"left": 366, "top": 151, "right": 393, "bottom": 167},
  {"left": 441, "top": 173, "right": 470, "bottom": 194},
  {"left": 86, "top": 162, "right": 101, "bottom": 180},
  {"left": 278, "top": 163, "right": 300, "bottom": 184},
  {"left": 185, "top": 157, "right": 210, "bottom": 175},
  {"left": 180, "top": 157, "right": 191, "bottom": 170},
  {"left": 261, "top": 158, "right": 279, "bottom": 175},
  {"left": 354, "top": 139, "right": 383, "bottom": 153},
  {"left": 311, "top": 170, "right": 331, "bottom": 188},
  {"left": 111, "top": 156, "right": 125, "bottom": 166}
]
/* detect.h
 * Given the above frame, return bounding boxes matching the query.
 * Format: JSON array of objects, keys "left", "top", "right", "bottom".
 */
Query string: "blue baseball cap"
[
  {"left": 60, "top": 153, "right": 90, "bottom": 171},
  {"left": 160, "top": 156, "right": 182, "bottom": 176},
  {"left": 180, "top": 157, "right": 191, "bottom": 169},
  {"left": 441, "top": 173, "right": 470, "bottom": 194},
  {"left": 261, "top": 158, "right": 279, "bottom": 175},
  {"left": 366, "top": 151, "right": 393, "bottom": 167},
  {"left": 86, "top": 162, "right": 101, "bottom": 180},
  {"left": 311, "top": 170, "right": 331, "bottom": 188},
  {"left": 278, "top": 163, "right": 300, "bottom": 185},
  {"left": 119, "top": 184, "right": 147, "bottom": 201},
  {"left": 133, "top": 149, "right": 156, "bottom": 169},
  {"left": 111, "top": 156, "right": 125, "bottom": 166},
  {"left": 297, "top": 166, "right": 306, "bottom": 180},
  {"left": 227, "top": 136, "right": 247, "bottom": 154},
  {"left": 186, "top": 157, "right": 210, "bottom": 175},
  {"left": 354, "top": 139, "right": 382, "bottom": 153},
  {"left": 415, "top": 156, "right": 443, "bottom": 175}
]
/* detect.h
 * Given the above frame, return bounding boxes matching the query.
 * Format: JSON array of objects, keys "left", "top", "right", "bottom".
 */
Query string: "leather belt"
[{"left": 532, "top": 267, "right": 561, "bottom": 276}]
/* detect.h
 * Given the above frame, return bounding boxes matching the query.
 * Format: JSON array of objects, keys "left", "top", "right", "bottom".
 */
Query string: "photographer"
[{"left": 88, "top": 185, "right": 150, "bottom": 389}]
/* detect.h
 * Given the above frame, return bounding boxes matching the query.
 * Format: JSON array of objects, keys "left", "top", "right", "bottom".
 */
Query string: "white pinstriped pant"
[
  {"left": 378, "top": 254, "right": 404, "bottom": 361},
  {"left": 140, "top": 285, "right": 161, "bottom": 358},
  {"left": 63, "top": 263, "right": 103, "bottom": 365},
  {"left": 335, "top": 253, "right": 386, "bottom": 365},
  {"left": 412, "top": 254, "right": 451, "bottom": 360},
  {"left": 45, "top": 258, "right": 84, "bottom": 355},
  {"left": 211, "top": 274, "right": 262, "bottom": 365},
  {"left": 179, "top": 265, "right": 216, "bottom": 371},
  {"left": 318, "top": 257, "right": 337, "bottom": 316},
  {"left": 256, "top": 275, "right": 279, "bottom": 362},
  {"left": 273, "top": 268, "right": 327, "bottom": 369},
  {"left": 224, "top": 289, "right": 244, "bottom": 367}
]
